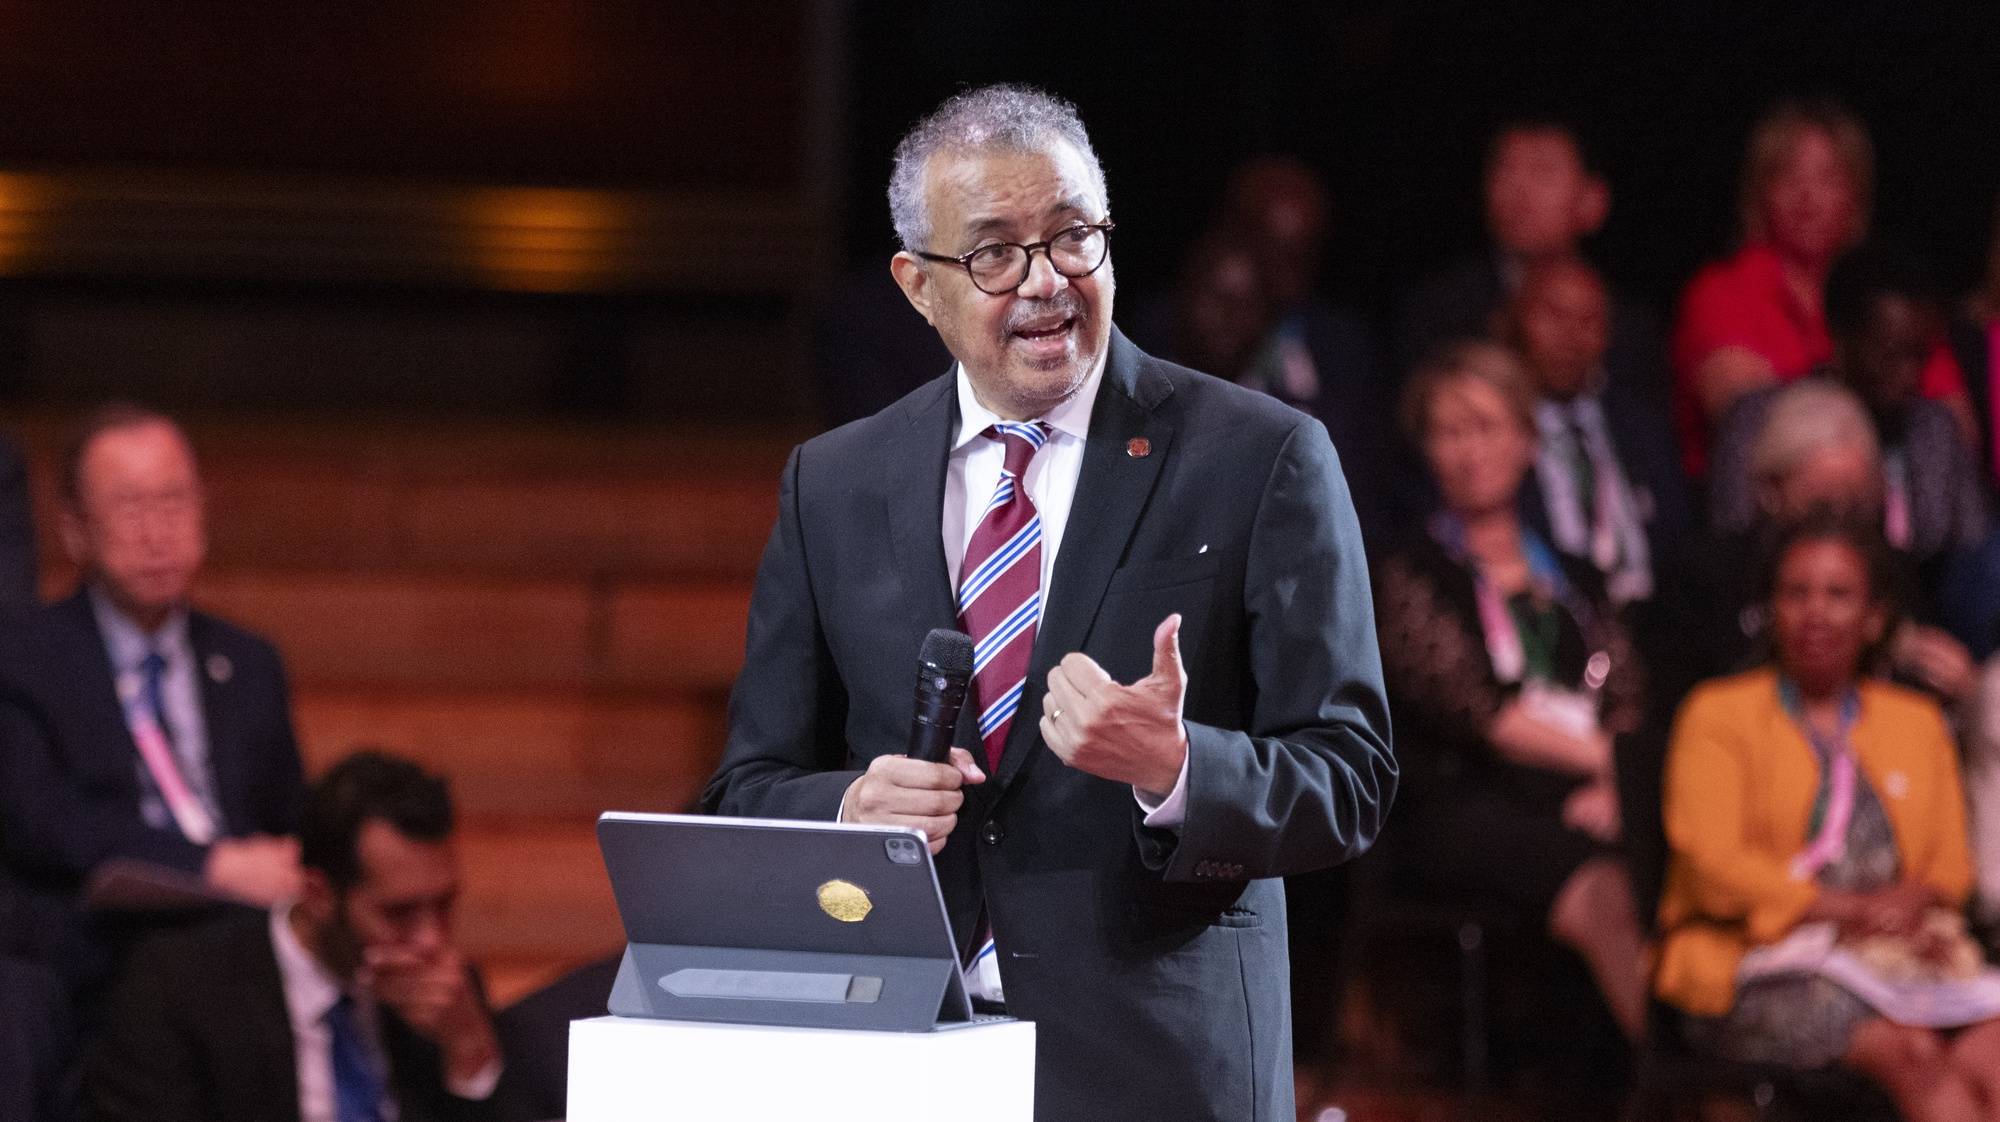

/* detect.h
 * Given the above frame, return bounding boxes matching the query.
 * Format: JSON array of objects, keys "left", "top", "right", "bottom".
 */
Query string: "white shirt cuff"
[
  {"left": 447, "top": 1056, "right": 504, "bottom": 1102},
  {"left": 1134, "top": 748, "right": 1191, "bottom": 830}
]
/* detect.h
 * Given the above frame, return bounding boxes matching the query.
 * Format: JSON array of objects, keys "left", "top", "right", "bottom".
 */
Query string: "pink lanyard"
[{"left": 1781, "top": 680, "right": 1861, "bottom": 882}]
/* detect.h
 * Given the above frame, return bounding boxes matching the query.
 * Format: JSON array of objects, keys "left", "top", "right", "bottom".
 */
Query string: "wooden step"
[
  {"left": 293, "top": 689, "right": 728, "bottom": 821},
  {"left": 179, "top": 570, "right": 752, "bottom": 692}
]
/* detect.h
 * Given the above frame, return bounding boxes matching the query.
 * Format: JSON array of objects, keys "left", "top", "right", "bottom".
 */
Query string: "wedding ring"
[{"left": 1051, "top": 707, "right": 1063, "bottom": 721}]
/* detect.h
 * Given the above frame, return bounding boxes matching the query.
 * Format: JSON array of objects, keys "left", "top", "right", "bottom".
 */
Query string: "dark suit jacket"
[
  {"left": 1517, "top": 378, "right": 1695, "bottom": 597},
  {"left": 0, "top": 590, "right": 305, "bottom": 986},
  {"left": 86, "top": 909, "right": 507, "bottom": 1122},
  {"left": 702, "top": 328, "right": 1397, "bottom": 1122},
  {"left": 0, "top": 955, "right": 71, "bottom": 1122},
  {"left": 0, "top": 434, "right": 36, "bottom": 608}
]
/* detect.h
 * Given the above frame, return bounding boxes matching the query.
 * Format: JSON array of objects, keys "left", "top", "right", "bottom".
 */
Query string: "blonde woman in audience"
[
  {"left": 1658, "top": 513, "right": 2000, "bottom": 1121},
  {"left": 1374, "top": 340, "right": 1650, "bottom": 1041},
  {"left": 1671, "top": 99, "right": 1970, "bottom": 476}
]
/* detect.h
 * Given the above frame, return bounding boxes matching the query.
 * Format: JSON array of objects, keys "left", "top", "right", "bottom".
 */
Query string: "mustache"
[{"left": 1003, "top": 292, "right": 1085, "bottom": 334}]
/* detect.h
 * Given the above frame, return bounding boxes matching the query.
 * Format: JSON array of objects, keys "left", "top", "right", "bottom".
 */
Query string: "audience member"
[
  {"left": 1670, "top": 99, "right": 1969, "bottom": 476},
  {"left": 1395, "top": 120, "right": 1665, "bottom": 403},
  {"left": 87, "top": 750, "right": 510, "bottom": 1122},
  {"left": 1147, "top": 230, "right": 1273, "bottom": 385},
  {"left": 1374, "top": 340, "right": 1649, "bottom": 1041},
  {"left": 1219, "top": 156, "right": 1396, "bottom": 535},
  {"left": 1708, "top": 241, "right": 1988, "bottom": 570},
  {"left": 1664, "top": 380, "right": 1979, "bottom": 709},
  {"left": 1501, "top": 255, "right": 1690, "bottom": 607},
  {"left": 1656, "top": 513, "right": 2000, "bottom": 1121},
  {"left": 0, "top": 429, "right": 35, "bottom": 606},
  {"left": 0, "top": 406, "right": 305, "bottom": 993},
  {"left": 0, "top": 955, "right": 71, "bottom": 1122}
]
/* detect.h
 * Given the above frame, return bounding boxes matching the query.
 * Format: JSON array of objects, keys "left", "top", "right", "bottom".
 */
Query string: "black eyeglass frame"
[{"left": 914, "top": 221, "right": 1116, "bottom": 295}]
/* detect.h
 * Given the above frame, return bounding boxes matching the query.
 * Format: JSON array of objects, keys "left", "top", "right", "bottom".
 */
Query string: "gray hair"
[
  {"left": 887, "top": 84, "right": 1110, "bottom": 254},
  {"left": 1749, "top": 379, "right": 1880, "bottom": 489}
]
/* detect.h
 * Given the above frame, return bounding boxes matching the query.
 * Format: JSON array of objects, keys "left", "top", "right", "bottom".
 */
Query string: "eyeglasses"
[{"left": 915, "top": 222, "right": 1115, "bottom": 295}]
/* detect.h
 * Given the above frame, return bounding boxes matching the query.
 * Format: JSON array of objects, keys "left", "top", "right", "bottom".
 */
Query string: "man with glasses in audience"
[
  {"left": 0, "top": 405, "right": 305, "bottom": 1000},
  {"left": 704, "top": 84, "right": 1394, "bottom": 1121}
]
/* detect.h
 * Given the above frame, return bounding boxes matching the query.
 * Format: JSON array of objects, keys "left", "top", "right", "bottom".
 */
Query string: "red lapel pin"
[{"left": 1126, "top": 437, "right": 1151, "bottom": 458}]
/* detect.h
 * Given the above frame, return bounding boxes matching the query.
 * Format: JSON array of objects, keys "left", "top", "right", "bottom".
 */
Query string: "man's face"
[
  {"left": 1840, "top": 292, "right": 1937, "bottom": 423},
  {"left": 1772, "top": 444, "right": 1883, "bottom": 521},
  {"left": 892, "top": 142, "right": 1113, "bottom": 421},
  {"left": 1762, "top": 128, "right": 1859, "bottom": 264},
  {"left": 61, "top": 421, "right": 207, "bottom": 624},
  {"left": 1244, "top": 191, "right": 1323, "bottom": 310},
  {"left": 1512, "top": 263, "right": 1610, "bottom": 400},
  {"left": 308, "top": 820, "right": 461, "bottom": 980},
  {"left": 1180, "top": 247, "right": 1268, "bottom": 379},
  {"left": 1485, "top": 131, "right": 1605, "bottom": 259}
]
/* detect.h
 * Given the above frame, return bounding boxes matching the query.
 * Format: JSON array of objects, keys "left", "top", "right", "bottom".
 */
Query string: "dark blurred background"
[{"left": 0, "top": 1, "right": 1992, "bottom": 423}]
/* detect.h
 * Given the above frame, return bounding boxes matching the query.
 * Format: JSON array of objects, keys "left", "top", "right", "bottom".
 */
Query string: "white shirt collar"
[
  {"left": 87, "top": 583, "right": 191, "bottom": 674},
  {"left": 270, "top": 905, "right": 347, "bottom": 1028},
  {"left": 950, "top": 350, "right": 1107, "bottom": 453}
]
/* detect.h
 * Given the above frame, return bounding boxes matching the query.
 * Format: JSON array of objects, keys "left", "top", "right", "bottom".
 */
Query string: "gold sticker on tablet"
[{"left": 817, "top": 879, "right": 873, "bottom": 923}]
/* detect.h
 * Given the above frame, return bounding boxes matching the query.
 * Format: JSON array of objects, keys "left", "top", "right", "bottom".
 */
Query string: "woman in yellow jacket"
[{"left": 1658, "top": 512, "right": 2000, "bottom": 1121}]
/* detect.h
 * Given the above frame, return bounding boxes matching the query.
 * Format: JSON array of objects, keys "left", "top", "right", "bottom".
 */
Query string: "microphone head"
[{"left": 919, "top": 628, "right": 975, "bottom": 680}]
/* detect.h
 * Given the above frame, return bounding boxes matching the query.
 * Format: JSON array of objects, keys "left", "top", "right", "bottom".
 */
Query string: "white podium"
[{"left": 566, "top": 1014, "right": 1037, "bottom": 1122}]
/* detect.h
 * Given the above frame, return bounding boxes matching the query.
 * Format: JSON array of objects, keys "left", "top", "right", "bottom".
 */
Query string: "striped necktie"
[{"left": 957, "top": 422, "right": 1048, "bottom": 771}]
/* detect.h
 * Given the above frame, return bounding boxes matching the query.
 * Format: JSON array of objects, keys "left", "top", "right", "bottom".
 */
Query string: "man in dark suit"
[
  {"left": 0, "top": 406, "right": 304, "bottom": 991},
  {"left": 702, "top": 85, "right": 1395, "bottom": 1122},
  {"left": 1502, "top": 255, "right": 1692, "bottom": 608},
  {"left": 87, "top": 751, "right": 509, "bottom": 1122}
]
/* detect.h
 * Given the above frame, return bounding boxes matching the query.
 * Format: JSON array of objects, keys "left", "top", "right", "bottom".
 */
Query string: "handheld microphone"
[{"left": 908, "top": 629, "right": 974, "bottom": 764}]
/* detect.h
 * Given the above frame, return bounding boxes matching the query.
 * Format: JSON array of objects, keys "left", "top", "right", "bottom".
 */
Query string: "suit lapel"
[
  {"left": 54, "top": 590, "right": 149, "bottom": 787},
  {"left": 187, "top": 614, "right": 242, "bottom": 834},
  {"left": 993, "top": 331, "right": 1176, "bottom": 793},
  {"left": 234, "top": 915, "right": 305, "bottom": 1122},
  {"left": 883, "top": 373, "right": 964, "bottom": 641}
]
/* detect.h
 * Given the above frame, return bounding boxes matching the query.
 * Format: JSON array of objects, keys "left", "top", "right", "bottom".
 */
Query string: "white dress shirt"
[
  {"left": 269, "top": 907, "right": 500, "bottom": 1122},
  {"left": 89, "top": 586, "right": 225, "bottom": 834},
  {"left": 942, "top": 360, "right": 1190, "bottom": 828}
]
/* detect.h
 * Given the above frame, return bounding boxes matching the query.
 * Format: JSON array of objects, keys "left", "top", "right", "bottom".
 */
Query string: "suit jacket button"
[{"left": 981, "top": 820, "right": 1004, "bottom": 846}]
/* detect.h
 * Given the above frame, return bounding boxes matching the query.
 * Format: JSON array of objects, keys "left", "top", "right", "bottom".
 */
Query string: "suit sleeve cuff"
[
  {"left": 1133, "top": 747, "right": 1191, "bottom": 831},
  {"left": 447, "top": 1056, "right": 504, "bottom": 1102}
]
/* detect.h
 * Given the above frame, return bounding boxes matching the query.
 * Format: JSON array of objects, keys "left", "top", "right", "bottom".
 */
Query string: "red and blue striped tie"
[{"left": 957, "top": 422, "right": 1048, "bottom": 771}]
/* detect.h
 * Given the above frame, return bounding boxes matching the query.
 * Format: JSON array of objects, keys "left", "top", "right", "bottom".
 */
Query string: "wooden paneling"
[{"left": 294, "top": 689, "right": 726, "bottom": 820}]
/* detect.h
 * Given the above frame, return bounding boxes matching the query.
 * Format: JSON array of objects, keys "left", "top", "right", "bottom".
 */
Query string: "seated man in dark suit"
[
  {"left": 1394, "top": 119, "right": 1664, "bottom": 405},
  {"left": 1502, "top": 255, "right": 1692, "bottom": 608},
  {"left": 87, "top": 750, "right": 508, "bottom": 1122},
  {"left": 0, "top": 405, "right": 304, "bottom": 991}
]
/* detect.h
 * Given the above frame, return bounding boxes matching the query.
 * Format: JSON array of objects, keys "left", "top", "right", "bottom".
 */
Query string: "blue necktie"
[
  {"left": 139, "top": 651, "right": 175, "bottom": 745},
  {"left": 326, "top": 995, "right": 386, "bottom": 1122}
]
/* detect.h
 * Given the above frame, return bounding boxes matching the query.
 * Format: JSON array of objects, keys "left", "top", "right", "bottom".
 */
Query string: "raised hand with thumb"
[{"left": 1039, "top": 613, "right": 1189, "bottom": 795}]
